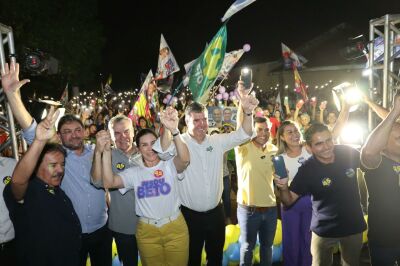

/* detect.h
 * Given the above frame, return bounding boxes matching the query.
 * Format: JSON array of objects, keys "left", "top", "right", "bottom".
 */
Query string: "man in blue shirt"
[{"left": 275, "top": 123, "right": 366, "bottom": 266}]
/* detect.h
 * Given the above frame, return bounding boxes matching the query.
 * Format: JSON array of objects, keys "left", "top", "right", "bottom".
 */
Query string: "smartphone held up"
[
  {"left": 240, "top": 67, "right": 252, "bottom": 90},
  {"left": 272, "top": 155, "right": 288, "bottom": 179}
]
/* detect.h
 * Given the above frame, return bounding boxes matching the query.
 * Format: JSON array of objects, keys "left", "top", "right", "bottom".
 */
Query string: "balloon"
[
  {"left": 229, "top": 91, "right": 234, "bottom": 96},
  {"left": 166, "top": 94, "right": 172, "bottom": 100},
  {"left": 222, "top": 254, "right": 229, "bottom": 266},
  {"left": 273, "top": 219, "right": 282, "bottom": 245},
  {"left": 243, "top": 44, "right": 251, "bottom": 52},
  {"left": 112, "top": 256, "right": 120, "bottom": 266},
  {"left": 112, "top": 239, "right": 118, "bottom": 257},
  {"left": 201, "top": 247, "right": 207, "bottom": 265},
  {"left": 163, "top": 98, "right": 168, "bottom": 104},
  {"left": 226, "top": 242, "right": 240, "bottom": 262},
  {"left": 253, "top": 244, "right": 260, "bottom": 264},
  {"left": 272, "top": 244, "right": 282, "bottom": 263},
  {"left": 219, "top": 86, "right": 226, "bottom": 94},
  {"left": 333, "top": 243, "right": 339, "bottom": 254},
  {"left": 216, "top": 94, "right": 223, "bottom": 101},
  {"left": 229, "top": 95, "right": 237, "bottom": 101},
  {"left": 223, "top": 92, "right": 229, "bottom": 100}
]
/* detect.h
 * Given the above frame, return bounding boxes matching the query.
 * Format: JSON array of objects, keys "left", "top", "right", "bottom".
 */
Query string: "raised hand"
[
  {"left": 95, "top": 130, "right": 112, "bottom": 153},
  {"left": 319, "top": 100, "right": 327, "bottom": 111},
  {"left": 241, "top": 93, "right": 259, "bottom": 114},
  {"left": 160, "top": 106, "right": 179, "bottom": 132},
  {"left": 310, "top": 97, "right": 317, "bottom": 108},
  {"left": 1, "top": 61, "right": 30, "bottom": 94},
  {"left": 35, "top": 106, "right": 60, "bottom": 142},
  {"left": 296, "top": 99, "right": 305, "bottom": 110}
]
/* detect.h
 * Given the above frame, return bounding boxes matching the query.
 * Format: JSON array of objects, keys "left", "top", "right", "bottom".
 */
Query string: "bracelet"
[{"left": 172, "top": 130, "right": 180, "bottom": 137}]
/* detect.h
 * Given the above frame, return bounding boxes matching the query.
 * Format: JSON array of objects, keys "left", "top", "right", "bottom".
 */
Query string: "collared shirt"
[
  {"left": 107, "top": 148, "right": 141, "bottom": 235},
  {"left": 23, "top": 120, "right": 107, "bottom": 234},
  {"left": 235, "top": 141, "right": 278, "bottom": 207},
  {"left": 0, "top": 157, "right": 17, "bottom": 243},
  {"left": 4, "top": 178, "right": 82, "bottom": 266},
  {"left": 178, "top": 127, "right": 251, "bottom": 212},
  {"left": 62, "top": 145, "right": 107, "bottom": 233},
  {"left": 290, "top": 145, "right": 366, "bottom": 237}
]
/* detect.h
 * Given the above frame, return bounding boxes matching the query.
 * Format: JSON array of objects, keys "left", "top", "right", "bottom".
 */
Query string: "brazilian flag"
[{"left": 189, "top": 25, "right": 227, "bottom": 104}]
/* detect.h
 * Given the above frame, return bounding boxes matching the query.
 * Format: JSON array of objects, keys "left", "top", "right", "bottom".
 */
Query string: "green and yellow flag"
[{"left": 189, "top": 25, "right": 227, "bottom": 104}]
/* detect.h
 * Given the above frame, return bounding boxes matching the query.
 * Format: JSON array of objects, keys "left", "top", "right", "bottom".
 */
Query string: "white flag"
[
  {"left": 221, "top": 0, "right": 257, "bottom": 22},
  {"left": 218, "top": 49, "right": 245, "bottom": 78},
  {"left": 281, "top": 43, "right": 308, "bottom": 69},
  {"left": 156, "top": 34, "right": 180, "bottom": 79}
]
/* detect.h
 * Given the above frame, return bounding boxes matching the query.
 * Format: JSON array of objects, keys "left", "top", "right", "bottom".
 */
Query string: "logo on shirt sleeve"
[
  {"left": 345, "top": 168, "right": 355, "bottom": 178},
  {"left": 3, "top": 176, "right": 11, "bottom": 185},
  {"left": 322, "top": 177, "right": 332, "bottom": 187},
  {"left": 298, "top": 156, "right": 306, "bottom": 165},
  {"left": 116, "top": 163, "right": 125, "bottom": 170}
]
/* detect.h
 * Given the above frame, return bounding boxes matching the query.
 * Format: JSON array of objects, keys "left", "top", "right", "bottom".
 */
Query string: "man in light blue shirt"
[{"left": 2, "top": 61, "right": 111, "bottom": 266}]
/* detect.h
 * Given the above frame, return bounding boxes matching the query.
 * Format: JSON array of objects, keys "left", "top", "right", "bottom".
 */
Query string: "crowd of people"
[{"left": 1, "top": 59, "right": 400, "bottom": 266}]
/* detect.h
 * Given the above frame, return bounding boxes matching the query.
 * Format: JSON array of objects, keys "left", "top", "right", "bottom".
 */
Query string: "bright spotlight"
[
  {"left": 332, "top": 82, "right": 362, "bottom": 112},
  {"left": 340, "top": 122, "right": 364, "bottom": 146},
  {"left": 362, "top": 69, "right": 372, "bottom": 77}
]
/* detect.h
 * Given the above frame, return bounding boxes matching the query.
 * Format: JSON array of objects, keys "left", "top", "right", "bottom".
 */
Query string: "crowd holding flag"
[
  {"left": 155, "top": 34, "right": 180, "bottom": 80},
  {"left": 218, "top": 48, "right": 245, "bottom": 79},
  {"left": 293, "top": 66, "right": 308, "bottom": 101},
  {"left": 188, "top": 25, "right": 227, "bottom": 104},
  {"left": 221, "top": 0, "right": 257, "bottom": 22},
  {"left": 59, "top": 83, "right": 69, "bottom": 106},
  {"left": 128, "top": 70, "right": 154, "bottom": 123}
]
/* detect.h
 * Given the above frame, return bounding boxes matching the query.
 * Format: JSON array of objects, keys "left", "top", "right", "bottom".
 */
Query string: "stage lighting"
[
  {"left": 332, "top": 82, "right": 362, "bottom": 112},
  {"left": 22, "top": 48, "right": 59, "bottom": 76},
  {"left": 340, "top": 122, "right": 364, "bottom": 147}
]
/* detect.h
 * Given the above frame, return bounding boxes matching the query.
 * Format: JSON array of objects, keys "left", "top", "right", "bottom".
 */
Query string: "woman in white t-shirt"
[
  {"left": 99, "top": 108, "right": 190, "bottom": 266},
  {"left": 276, "top": 120, "right": 312, "bottom": 266}
]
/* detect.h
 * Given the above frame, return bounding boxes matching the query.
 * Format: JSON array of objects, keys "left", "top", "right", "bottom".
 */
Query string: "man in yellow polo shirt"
[{"left": 235, "top": 116, "right": 278, "bottom": 266}]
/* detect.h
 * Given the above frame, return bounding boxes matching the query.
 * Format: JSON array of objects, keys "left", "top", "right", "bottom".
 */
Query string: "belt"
[
  {"left": 239, "top": 204, "right": 272, "bottom": 213},
  {"left": 181, "top": 202, "right": 223, "bottom": 214},
  {"left": 139, "top": 211, "right": 181, "bottom": 228}
]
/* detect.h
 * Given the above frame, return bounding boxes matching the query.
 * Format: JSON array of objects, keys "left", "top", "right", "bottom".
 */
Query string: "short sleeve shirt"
[
  {"left": 290, "top": 145, "right": 366, "bottom": 237},
  {"left": 362, "top": 155, "right": 400, "bottom": 247},
  {"left": 119, "top": 159, "right": 180, "bottom": 219},
  {"left": 4, "top": 178, "right": 82, "bottom": 266}
]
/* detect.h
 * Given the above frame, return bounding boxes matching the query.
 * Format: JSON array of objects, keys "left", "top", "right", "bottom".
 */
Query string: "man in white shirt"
[
  {"left": 0, "top": 156, "right": 17, "bottom": 266},
  {"left": 178, "top": 84, "right": 258, "bottom": 265}
]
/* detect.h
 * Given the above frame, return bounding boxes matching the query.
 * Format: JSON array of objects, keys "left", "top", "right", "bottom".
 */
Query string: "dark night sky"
[{"left": 98, "top": 0, "right": 400, "bottom": 90}]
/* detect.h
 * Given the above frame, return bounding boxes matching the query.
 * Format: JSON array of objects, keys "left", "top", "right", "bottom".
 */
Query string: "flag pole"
[{"left": 167, "top": 78, "right": 184, "bottom": 106}]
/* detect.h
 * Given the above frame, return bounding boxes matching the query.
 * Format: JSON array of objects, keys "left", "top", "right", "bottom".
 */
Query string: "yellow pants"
[{"left": 136, "top": 213, "right": 189, "bottom": 266}]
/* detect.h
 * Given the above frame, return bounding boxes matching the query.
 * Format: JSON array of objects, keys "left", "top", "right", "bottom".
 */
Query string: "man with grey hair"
[{"left": 91, "top": 114, "right": 139, "bottom": 266}]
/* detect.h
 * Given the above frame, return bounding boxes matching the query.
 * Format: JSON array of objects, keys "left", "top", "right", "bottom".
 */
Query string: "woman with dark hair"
[
  {"left": 99, "top": 108, "right": 190, "bottom": 266},
  {"left": 137, "top": 116, "right": 149, "bottom": 131},
  {"left": 276, "top": 120, "right": 312, "bottom": 266}
]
